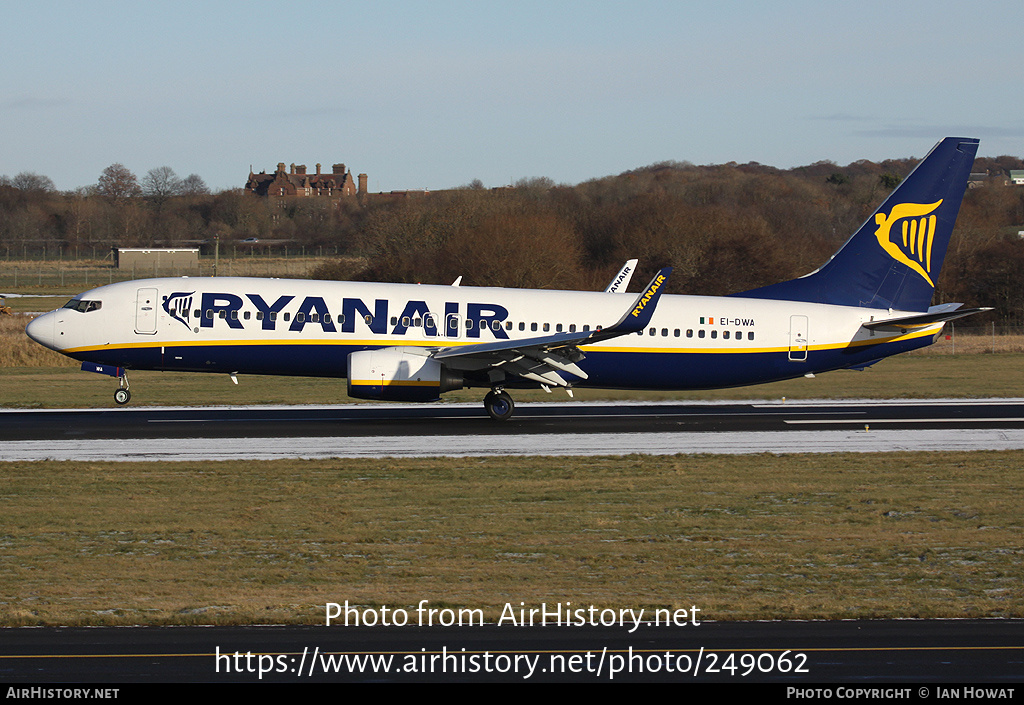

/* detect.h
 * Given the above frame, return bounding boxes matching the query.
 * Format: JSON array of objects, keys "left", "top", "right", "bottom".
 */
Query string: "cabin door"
[
  {"left": 135, "top": 287, "right": 158, "bottom": 335},
  {"left": 788, "top": 315, "right": 808, "bottom": 361}
]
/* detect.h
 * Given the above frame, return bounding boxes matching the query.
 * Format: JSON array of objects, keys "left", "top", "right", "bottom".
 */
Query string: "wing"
[{"left": 432, "top": 267, "right": 672, "bottom": 389}]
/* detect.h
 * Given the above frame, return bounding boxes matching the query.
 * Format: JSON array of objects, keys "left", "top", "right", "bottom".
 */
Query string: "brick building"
[{"left": 245, "top": 162, "right": 367, "bottom": 198}]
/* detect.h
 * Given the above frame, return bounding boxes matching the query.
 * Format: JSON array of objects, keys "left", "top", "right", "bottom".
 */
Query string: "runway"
[
  {"left": 2, "top": 619, "right": 1022, "bottom": 682},
  {"left": 3, "top": 399, "right": 1024, "bottom": 460}
]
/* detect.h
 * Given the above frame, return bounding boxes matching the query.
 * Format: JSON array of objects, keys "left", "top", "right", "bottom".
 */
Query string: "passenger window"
[
  {"left": 283, "top": 313, "right": 291, "bottom": 321},
  {"left": 543, "top": 323, "right": 550, "bottom": 332},
  {"left": 723, "top": 330, "right": 730, "bottom": 339},
  {"left": 686, "top": 329, "right": 693, "bottom": 337},
  {"left": 648, "top": 327, "right": 656, "bottom": 336},
  {"left": 256, "top": 311, "right": 264, "bottom": 321},
  {"left": 661, "top": 328, "right": 668, "bottom": 337},
  {"left": 748, "top": 331, "right": 755, "bottom": 341},
  {"left": 519, "top": 322, "right": 525, "bottom": 331},
  {"left": 364, "top": 314, "right": 373, "bottom": 324},
  {"left": 698, "top": 329, "right": 705, "bottom": 338},
  {"left": 569, "top": 324, "right": 576, "bottom": 333},
  {"left": 556, "top": 323, "right": 563, "bottom": 332},
  {"left": 531, "top": 323, "right": 538, "bottom": 332},
  {"left": 244, "top": 311, "right": 251, "bottom": 320},
  {"left": 402, "top": 316, "right": 410, "bottom": 327},
  {"left": 711, "top": 330, "right": 717, "bottom": 339},
  {"left": 390, "top": 316, "right": 398, "bottom": 325}
]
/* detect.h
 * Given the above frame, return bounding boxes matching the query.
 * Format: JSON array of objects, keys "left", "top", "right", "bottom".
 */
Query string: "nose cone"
[{"left": 25, "top": 312, "right": 57, "bottom": 351}]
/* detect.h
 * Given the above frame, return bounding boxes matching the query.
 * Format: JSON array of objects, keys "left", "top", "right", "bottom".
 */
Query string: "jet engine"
[{"left": 347, "top": 347, "right": 463, "bottom": 401}]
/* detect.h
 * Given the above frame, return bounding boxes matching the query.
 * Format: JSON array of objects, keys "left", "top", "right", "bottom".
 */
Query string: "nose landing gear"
[
  {"left": 114, "top": 372, "right": 131, "bottom": 405},
  {"left": 483, "top": 388, "right": 514, "bottom": 421}
]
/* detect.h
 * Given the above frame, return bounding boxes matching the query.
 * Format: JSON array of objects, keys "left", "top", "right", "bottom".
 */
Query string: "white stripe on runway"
[{"left": 4, "top": 429, "right": 1024, "bottom": 461}]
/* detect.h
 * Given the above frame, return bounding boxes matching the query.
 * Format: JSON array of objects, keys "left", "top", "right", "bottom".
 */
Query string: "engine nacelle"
[{"left": 347, "top": 347, "right": 463, "bottom": 401}]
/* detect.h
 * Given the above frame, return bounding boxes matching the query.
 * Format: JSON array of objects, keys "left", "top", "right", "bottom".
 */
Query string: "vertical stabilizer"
[{"left": 736, "top": 137, "right": 979, "bottom": 312}]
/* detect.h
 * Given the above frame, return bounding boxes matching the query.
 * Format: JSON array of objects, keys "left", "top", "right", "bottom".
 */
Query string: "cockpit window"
[{"left": 62, "top": 299, "right": 102, "bottom": 313}]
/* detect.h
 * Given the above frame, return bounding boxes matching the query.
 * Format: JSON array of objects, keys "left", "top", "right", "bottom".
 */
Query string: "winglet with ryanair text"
[{"left": 604, "top": 267, "right": 673, "bottom": 335}]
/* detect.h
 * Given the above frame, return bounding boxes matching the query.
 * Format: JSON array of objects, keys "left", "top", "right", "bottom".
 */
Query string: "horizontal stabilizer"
[{"left": 861, "top": 304, "right": 991, "bottom": 332}]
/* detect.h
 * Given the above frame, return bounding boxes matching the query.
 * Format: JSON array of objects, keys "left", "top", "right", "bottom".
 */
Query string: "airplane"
[{"left": 26, "top": 137, "right": 987, "bottom": 421}]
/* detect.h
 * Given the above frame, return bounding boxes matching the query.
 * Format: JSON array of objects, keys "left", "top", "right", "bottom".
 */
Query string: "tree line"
[{"left": 3, "top": 155, "right": 1024, "bottom": 321}]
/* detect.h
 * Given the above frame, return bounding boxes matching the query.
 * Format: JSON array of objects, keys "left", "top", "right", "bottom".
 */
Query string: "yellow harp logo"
[{"left": 873, "top": 200, "right": 943, "bottom": 287}]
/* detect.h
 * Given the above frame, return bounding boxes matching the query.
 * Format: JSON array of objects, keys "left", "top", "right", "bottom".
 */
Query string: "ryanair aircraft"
[{"left": 27, "top": 138, "right": 986, "bottom": 420}]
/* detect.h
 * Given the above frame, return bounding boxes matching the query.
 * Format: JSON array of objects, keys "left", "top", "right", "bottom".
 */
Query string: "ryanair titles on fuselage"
[{"left": 162, "top": 291, "right": 512, "bottom": 338}]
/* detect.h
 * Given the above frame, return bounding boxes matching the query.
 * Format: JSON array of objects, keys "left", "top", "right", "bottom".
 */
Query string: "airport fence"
[{"left": 0, "top": 254, "right": 337, "bottom": 293}]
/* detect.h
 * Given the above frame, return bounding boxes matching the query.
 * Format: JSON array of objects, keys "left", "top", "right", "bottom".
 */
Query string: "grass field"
[{"left": 1, "top": 452, "right": 1021, "bottom": 626}]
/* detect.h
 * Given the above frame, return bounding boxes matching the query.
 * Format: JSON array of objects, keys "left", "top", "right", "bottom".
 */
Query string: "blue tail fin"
[{"left": 736, "top": 137, "right": 979, "bottom": 312}]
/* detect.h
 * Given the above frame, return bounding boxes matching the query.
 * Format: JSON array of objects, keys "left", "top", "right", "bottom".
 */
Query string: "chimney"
[
  {"left": 332, "top": 163, "right": 345, "bottom": 175},
  {"left": 316, "top": 163, "right": 321, "bottom": 175},
  {"left": 358, "top": 173, "right": 368, "bottom": 196},
  {"left": 277, "top": 162, "right": 286, "bottom": 174},
  {"left": 296, "top": 164, "right": 307, "bottom": 175}
]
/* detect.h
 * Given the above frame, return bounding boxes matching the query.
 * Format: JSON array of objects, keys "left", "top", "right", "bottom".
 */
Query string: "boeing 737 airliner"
[{"left": 27, "top": 138, "right": 986, "bottom": 419}]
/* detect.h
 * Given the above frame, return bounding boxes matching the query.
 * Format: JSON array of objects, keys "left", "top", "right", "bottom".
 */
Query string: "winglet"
[
  {"left": 604, "top": 259, "right": 638, "bottom": 293},
  {"left": 607, "top": 267, "right": 672, "bottom": 334}
]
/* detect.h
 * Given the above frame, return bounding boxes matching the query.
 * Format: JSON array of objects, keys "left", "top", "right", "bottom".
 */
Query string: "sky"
[{"left": 2, "top": 0, "right": 1022, "bottom": 193}]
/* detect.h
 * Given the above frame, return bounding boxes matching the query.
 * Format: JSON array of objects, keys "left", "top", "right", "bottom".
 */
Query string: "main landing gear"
[
  {"left": 114, "top": 371, "right": 131, "bottom": 405},
  {"left": 483, "top": 388, "right": 514, "bottom": 421}
]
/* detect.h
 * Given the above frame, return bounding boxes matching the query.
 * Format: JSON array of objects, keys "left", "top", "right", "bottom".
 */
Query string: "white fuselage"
[{"left": 27, "top": 276, "right": 940, "bottom": 391}]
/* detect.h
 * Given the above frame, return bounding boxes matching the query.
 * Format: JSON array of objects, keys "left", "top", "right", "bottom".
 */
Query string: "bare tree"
[
  {"left": 179, "top": 173, "right": 210, "bottom": 196},
  {"left": 142, "top": 166, "right": 183, "bottom": 202},
  {"left": 97, "top": 163, "right": 142, "bottom": 200},
  {"left": 11, "top": 172, "right": 56, "bottom": 194}
]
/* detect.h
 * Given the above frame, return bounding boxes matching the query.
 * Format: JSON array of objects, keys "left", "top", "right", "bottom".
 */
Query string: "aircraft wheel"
[
  {"left": 484, "top": 390, "right": 515, "bottom": 421},
  {"left": 114, "top": 388, "right": 131, "bottom": 405}
]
